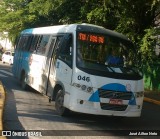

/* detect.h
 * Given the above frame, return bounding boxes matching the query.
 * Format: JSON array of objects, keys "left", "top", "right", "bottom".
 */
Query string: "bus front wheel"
[{"left": 55, "top": 89, "right": 69, "bottom": 116}]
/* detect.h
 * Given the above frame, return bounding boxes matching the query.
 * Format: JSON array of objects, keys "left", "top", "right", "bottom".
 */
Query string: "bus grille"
[
  {"left": 98, "top": 89, "right": 132, "bottom": 100},
  {"left": 100, "top": 103, "right": 128, "bottom": 111},
  {"left": 98, "top": 89, "right": 132, "bottom": 111}
]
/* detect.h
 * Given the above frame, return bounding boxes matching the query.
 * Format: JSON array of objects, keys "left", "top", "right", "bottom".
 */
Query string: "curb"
[
  {"left": 144, "top": 97, "right": 160, "bottom": 105},
  {"left": 0, "top": 81, "right": 6, "bottom": 139}
]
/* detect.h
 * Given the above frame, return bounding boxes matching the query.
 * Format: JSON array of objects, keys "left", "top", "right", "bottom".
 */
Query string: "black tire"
[
  {"left": 55, "top": 89, "right": 70, "bottom": 116},
  {"left": 20, "top": 72, "right": 29, "bottom": 90}
]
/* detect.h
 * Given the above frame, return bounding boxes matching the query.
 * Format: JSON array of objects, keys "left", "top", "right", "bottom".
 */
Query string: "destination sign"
[{"left": 78, "top": 33, "right": 104, "bottom": 44}]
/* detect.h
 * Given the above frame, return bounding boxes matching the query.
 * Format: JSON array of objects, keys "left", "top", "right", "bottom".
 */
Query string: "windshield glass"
[{"left": 76, "top": 32, "right": 142, "bottom": 80}]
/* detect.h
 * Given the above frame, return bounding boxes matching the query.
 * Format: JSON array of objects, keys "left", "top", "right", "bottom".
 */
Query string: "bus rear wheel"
[
  {"left": 55, "top": 89, "right": 70, "bottom": 116},
  {"left": 20, "top": 72, "right": 28, "bottom": 90}
]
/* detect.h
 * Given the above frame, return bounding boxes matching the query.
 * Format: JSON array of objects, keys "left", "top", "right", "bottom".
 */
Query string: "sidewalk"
[{"left": 0, "top": 81, "right": 6, "bottom": 139}]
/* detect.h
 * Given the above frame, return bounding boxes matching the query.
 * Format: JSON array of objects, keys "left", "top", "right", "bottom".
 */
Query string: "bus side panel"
[
  {"left": 13, "top": 50, "right": 31, "bottom": 79},
  {"left": 12, "top": 35, "right": 32, "bottom": 81},
  {"left": 27, "top": 54, "right": 47, "bottom": 92}
]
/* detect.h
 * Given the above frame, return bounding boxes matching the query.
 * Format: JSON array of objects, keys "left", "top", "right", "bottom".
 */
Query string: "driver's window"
[{"left": 58, "top": 34, "right": 73, "bottom": 67}]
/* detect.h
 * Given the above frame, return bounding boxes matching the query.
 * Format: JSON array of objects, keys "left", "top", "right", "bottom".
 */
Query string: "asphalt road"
[{"left": 0, "top": 62, "right": 160, "bottom": 139}]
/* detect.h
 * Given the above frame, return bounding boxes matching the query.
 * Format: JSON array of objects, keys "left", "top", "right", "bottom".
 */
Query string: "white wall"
[{"left": 0, "top": 32, "right": 12, "bottom": 50}]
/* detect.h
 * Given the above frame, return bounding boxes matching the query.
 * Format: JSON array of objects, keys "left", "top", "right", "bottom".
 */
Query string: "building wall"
[{"left": 0, "top": 32, "right": 12, "bottom": 50}]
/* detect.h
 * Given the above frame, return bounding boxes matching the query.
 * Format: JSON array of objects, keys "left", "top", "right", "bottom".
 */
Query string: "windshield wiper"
[{"left": 105, "top": 65, "right": 115, "bottom": 72}]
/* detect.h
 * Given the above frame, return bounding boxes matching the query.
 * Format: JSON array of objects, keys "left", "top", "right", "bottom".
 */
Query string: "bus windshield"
[{"left": 76, "top": 32, "right": 142, "bottom": 79}]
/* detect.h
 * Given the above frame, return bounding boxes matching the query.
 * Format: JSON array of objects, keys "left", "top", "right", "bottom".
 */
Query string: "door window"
[{"left": 58, "top": 34, "right": 73, "bottom": 67}]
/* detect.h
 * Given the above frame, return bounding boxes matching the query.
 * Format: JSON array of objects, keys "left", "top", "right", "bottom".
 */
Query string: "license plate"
[{"left": 109, "top": 99, "right": 123, "bottom": 105}]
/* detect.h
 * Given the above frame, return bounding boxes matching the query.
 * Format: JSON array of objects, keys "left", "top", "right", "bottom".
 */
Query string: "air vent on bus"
[{"left": 100, "top": 103, "right": 128, "bottom": 111}]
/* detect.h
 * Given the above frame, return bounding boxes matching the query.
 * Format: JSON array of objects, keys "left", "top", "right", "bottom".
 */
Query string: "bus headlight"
[
  {"left": 73, "top": 83, "right": 93, "bottom": 93},
  {"left": 135, "top": 92, "right": 144, "bottom": 98}
]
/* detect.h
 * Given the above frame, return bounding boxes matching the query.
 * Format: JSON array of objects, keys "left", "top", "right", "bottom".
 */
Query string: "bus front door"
[
  {"left": 46, "top": 34, "right": 73, "bottom": 102},
  {"left": 44, "top": 36, "right": 63, "bottom": 98}
]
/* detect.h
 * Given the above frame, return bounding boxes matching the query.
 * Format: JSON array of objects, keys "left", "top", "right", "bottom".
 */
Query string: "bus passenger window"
[
  {"left": 36, "top": 35, "right": 50, "bottom": 55},
  {"left": 58, "top": 34, "right": 72, "bottom": 67},
  {"left": 16, "top": 36, "right": 24, "bottom": 50},
  {"left": 24, "top": 36, "right": 33, "bottom": 51},
  {"left": 16, "top": 35, "right": 30, "bottom": 51},
  {"left": 29, "top": 35, "right": 40, "bottom": 52}
]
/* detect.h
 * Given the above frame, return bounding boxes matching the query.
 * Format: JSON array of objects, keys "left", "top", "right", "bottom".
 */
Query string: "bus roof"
[
  {"left": 21, "top": 23, "right": 130, "bottom": 41},
  {"left": 21, "top": 24, "right": 74, "bottom": 35}
]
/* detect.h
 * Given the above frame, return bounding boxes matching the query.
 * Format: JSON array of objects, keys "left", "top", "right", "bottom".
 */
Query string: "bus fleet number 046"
[{"left": 77, "top": 75, "right": 90, "bottom": 82}]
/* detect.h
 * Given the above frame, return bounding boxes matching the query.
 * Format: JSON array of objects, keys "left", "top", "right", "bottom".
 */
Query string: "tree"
[
  {"left": 116, "top": 0, "right": 160, "bottom": 41},
  {"left": 0, "top": 0, "right": 36, "bottom": 43},
  {"left": 0, "top": 0, "right": 159, "bottom": 58}
]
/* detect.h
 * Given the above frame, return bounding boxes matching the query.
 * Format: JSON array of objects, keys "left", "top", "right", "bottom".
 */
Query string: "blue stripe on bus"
[
  {"left": 21, "top": 29, "right": 33, "bottom": 34},
  {"left": 89, "top": 90, "right": 100, "bottom": 102},
  {"left": 101, "top": 83, "right": 126, "bottom": 92}
]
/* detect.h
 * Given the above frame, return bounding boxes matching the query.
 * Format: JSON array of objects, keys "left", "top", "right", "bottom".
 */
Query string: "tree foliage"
[
  {"left": 0, "top": 0, "right": 36, "bottom": 41},
  {"left": 0, "top": 0, "right": 159, "bottom": 64}
]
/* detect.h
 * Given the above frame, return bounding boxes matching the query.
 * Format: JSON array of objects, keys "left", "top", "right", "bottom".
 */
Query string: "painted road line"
[
  {"left": 144, "top": 97, "right": 160, "bottom": 105},
  {"left": 0, "top": 81, "right": 6, "bottom": 139}
]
